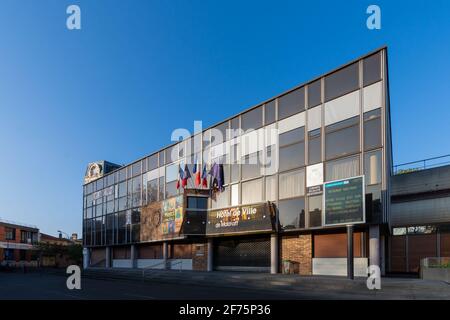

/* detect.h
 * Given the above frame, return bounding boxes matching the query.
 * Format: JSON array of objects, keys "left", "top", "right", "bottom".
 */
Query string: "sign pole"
[{"left": 347, "top": 224, "right": 354, "bottom": 280}]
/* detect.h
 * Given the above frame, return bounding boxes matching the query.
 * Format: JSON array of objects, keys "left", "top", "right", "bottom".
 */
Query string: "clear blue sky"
[{"left": 0, "top": 0, "right": 449, "bottom": 236}]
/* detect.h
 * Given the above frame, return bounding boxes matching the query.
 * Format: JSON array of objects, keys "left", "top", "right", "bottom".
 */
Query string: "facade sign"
[
  {"left": 161, "top": 195, "right": 184, "bottom": 236},
  {"left": 307, "top": 163, "right": 323, "bottom": 187},
  {"left": 323, "top": 176, "right": 365, "bottom": 226},
  {"left": 307, "top": 185, "right": 323, "bottom": 195},
  {"left": 206, "top": 203, "right": 273, "bottom": 235},
  {"left": 140, "top": 195, "right": 184, "bottom": 241}
]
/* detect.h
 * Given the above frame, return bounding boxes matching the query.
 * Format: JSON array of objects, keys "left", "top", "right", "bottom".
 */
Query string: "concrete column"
[
  {"left": 130, "top": 244, "right": 137, "bottom": 269},
  {"left": 207, "top": 238, "right": 213, "bottom": 272},
  {"left": 163, "top": 242, "right": 169, "bottom": 270},
  {"left": 270, "top": 233, "right": 279, "bottom": 274},
  {"left": 105, "top": 246, "right": 111, "bottom": 268},
  {"left": 369, "top": 225, "right": 381, "bottom": 268},
  {"left": 82, "top": 248, "right": 90, "bottom": 269}
]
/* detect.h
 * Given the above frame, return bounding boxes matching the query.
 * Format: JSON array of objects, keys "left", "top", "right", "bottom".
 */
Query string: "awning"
[{"left": 0, "top": 241, "right": 36, "bottom": 250}]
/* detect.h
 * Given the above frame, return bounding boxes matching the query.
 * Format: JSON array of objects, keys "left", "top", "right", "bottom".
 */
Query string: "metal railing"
[
  {"left": 141, "top": 259, "right": 184, "bottom": 279},
  {"left": 393, "top": 154, "right": 450, "bottom": 175}
]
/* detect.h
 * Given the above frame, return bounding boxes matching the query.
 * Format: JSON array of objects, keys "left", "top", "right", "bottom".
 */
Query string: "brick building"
[{"left": 0, "top": 218, "right": 39, "bottom": 266}]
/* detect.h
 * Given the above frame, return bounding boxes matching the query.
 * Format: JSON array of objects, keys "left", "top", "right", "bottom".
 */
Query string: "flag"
[
  {"left": 201, "top": 164, "right": 208, "bottom": 188},
  {"left": 176, "top": 165, "right": 184, "bottom": 189},
  {"left": 193, "top": 157, "right": 201, "bottom": 186},
  {"left": 209, "top": 162, "right": 224, "bottom": 193},
  {"left": 182, "top": 164, "right": 191, "bottom": 188}
]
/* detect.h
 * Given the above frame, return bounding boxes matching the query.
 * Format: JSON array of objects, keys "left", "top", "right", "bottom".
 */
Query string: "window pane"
[
  {"left": 308, "top": 79, "right": 321, "bottom": 108},
  {"left": 118, "top": 181, "right": 127, "bottom": 198},
  {"left": 279, "top": 127, "right": 305, "bottom": 147},
  {"left": 147, "top": 178, "right": 158, "bottom": 203},
  {"left": 159, "top": 151, "right": 165, "bottom": 166},
  {"left": 279, "top": 169, "right": 305, "bottom": 199},
  {"left": 166, "top": 181, "right": 178, "bottom": 198},
  {"left": 241, "top": 152, "right": 262, "bottom": 180},
  {"left": 242, "top": 178, "right": 263, "bottom": 205},
  {"left": 211, "top": 186, "right": 229, "bottom": 209},
  {"left": 241, "top": 106, "right": 262, "bottom": 132},
  {"left": 148, "top": 154, "right": 158, "bottom": 171},
  {"left": 159, "top": 177, "right": 165, "bottom": 200},
  {"left": 278, "top": 197, "right": 305, "bottom": 230},
  {"left": 212, "top": 122, "right": 228, "bottom": 146},
  {"left": 325, "top": 155, "right": 360, "bottom": 181},
  {"left": 166, "top": 163, "right": 179, "bottom": 182},
  {"left": 325, "top": 62, "right": 359, "bottom": 102},
  {"left": 96, "top": 178, "right": 104, "bottom": 191},
  {"left": 308, "top": 195, "right": 322, "bottom": 227},
  {"left": 231, "top": 184, "right": 239, "bottom": 206},
  {"left": 279, "top": 142, "right": 305, "bottom": 172},
  {"left": 230, "top": 117, "right": 240, "bottom": 139},
  {"left": 265, "top": 175, "right": 277, "bottom": 201},
  {"left": 107, "top": 174, "right": 115, "bottom": 187},
  {"left": 363, "top": 52, "right": 381, "bottom": 86},
  {"left": 364, "top": 150, "right": 382, "bottom": 185},
  {"left": 132, "top": 162, "right": 141, "bottom": 177},
  {"left": 265, "top": 100, "right": 276, "bottom": 125},
  {"left": 203, "top": 130, "right": 211, "bottom": 149},
  {"left": 325, "top": 118, "right": 360, "bottom": 160},
  {"left": 308, "top": 130, "right": 321, "bottom": 165},
  {"left": 364, "top": 109, "right": 381, "bottom": 150},
  {"left": 166, "top": 145, "right": 178, "bottom": 163},
  {"left": 278, "top": 87, "right": 305, "bottom": 120}
]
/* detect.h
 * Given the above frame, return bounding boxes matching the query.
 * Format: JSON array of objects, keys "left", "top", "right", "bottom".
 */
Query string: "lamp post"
[{"left": 57, "top": 230, "right": 70, "bottom": 240}]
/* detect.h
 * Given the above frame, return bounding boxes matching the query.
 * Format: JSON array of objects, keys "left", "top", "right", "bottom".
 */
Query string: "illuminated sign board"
[
  {"left": 206, "top": 203, "right": 274, "bottom": 235},
  {"left": 323, "top": 176, "right": 365, "bottom": 227}
]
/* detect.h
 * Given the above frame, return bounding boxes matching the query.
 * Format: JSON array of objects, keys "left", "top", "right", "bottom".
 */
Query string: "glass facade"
[{"left": 83, "top": 49, "right": 388, "bottom": 245}]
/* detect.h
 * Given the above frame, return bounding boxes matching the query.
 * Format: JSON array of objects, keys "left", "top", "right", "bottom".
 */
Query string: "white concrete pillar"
[
  {"left": 270, "top": 233, "right": 279, "bottom": 274},
  {"left": 82, "top": 248, "right": 90, "bottom": 269},
  {"left": 131, "top": 244, "right": 137, "bottom": 269},
  {"left": 105, "top": 246, "right": 111, "bottom": 268},
  {"left": 369, "top": 225, "right": 381, "bottom": 268},
  {"left": 207, "top": 238, "right": 213, "bottom": 272},
  {"left": 163, "top": 242, "right": 169, "bottom": 270}
]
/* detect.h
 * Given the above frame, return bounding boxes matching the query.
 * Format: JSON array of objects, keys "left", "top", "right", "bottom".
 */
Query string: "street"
[{"left": 1, "top": 271, "right": 450, "bottom": 300}]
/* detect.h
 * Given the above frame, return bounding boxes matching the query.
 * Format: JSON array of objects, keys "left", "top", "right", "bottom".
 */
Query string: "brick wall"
[
  {"left": 192, "top": 242, "right": 208, "bottom": 271},
  {"left": 0, "top": 226, "right": 5, "bottom": 241},
  {"left": 280, "top": 234, "right": 312, "bottom": 275}
]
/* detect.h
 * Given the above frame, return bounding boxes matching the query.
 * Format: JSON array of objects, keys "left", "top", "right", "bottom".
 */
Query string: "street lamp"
[{"left": 57, "top": 230, "right": 70, "bottom": 240}]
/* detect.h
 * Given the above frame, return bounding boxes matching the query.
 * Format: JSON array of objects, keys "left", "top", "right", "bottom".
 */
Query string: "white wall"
[
  {"left": 112, "top": 259, "right": 132, "bottom": 268},
  {"left": 137, "top": 259, "right": 165, "bottom": 269},
  {"left": 312, "top": 258, "right": 368, "bottom": 277}
]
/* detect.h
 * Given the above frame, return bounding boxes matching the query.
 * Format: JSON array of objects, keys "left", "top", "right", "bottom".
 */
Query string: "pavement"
[{"left": 1, "top": 269, "right": 450, "bottom": 300}]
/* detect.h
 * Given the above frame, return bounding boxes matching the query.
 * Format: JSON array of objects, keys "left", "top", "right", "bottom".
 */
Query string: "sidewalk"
[{"left": 82, "top": 268, "right": 450, "bottom": 300}]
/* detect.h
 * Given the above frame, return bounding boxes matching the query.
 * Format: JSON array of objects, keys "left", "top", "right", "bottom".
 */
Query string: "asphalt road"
[
  {"left": 0, "top": 272, "right": 295, "bottom": 300},
  {"left": 1, "top": 271, "right": 450, "bottom": 300}
]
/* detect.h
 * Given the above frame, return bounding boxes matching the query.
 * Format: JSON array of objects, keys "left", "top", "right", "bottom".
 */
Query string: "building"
[
  {"left": 40, "top": 233, "right": 80, "bottom": 246},
  {"left": 82, "top": 47, "right": 393, "bottom": 276},
  {"left": 390, "top": 160, "right": 450, "bottom": 273},
  {"left": 0, "top": 218, "right": 39, "bottom": 266},
  {"left": 39, "top": 232, "right": 82, "bottom": 267}
]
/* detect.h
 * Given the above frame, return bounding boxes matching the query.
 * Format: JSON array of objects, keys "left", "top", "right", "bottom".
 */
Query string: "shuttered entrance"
[
  {"left": 390, "top": 234, "right": 439, "bottom": 273},
  {"left": 213, "top": 235, "right": 270, "bottom": 272}
]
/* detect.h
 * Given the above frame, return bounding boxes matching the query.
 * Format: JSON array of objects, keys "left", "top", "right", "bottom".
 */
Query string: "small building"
[
  {"left": 390, "top": 162, "right": 450, "bottom": 273},
  {"left": 0, "top": 218, "right": 39, "bottom": 267}
]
